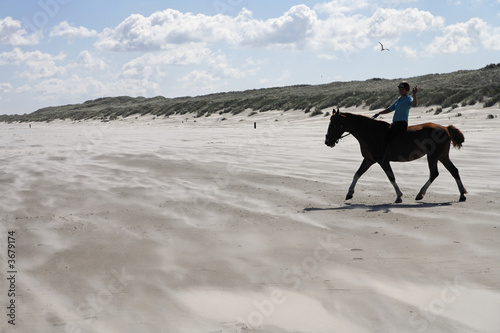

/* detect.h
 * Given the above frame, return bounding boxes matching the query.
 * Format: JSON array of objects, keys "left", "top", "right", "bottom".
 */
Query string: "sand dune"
[{"left": 0, "top": 106, "right": 499, "bottom": 332}]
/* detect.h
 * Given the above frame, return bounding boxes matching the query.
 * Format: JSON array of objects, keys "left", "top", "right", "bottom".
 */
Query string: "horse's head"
[{"left": 325, "top": 109, "right": 347, "bottom": 148}]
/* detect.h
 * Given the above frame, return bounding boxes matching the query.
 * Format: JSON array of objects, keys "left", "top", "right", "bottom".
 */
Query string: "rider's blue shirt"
[{"left": 388, "top": 95, "right": 413, "bottom": 123}]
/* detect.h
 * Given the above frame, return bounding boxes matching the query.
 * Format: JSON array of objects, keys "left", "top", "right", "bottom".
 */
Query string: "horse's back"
[
  {"left": 407, "top": 122, "right": 447, "bottom": 132},
  {"left": 391, "top": 122, "right": 451, "bottom": 161},
  {"left": 405, "top": 123, "right": 450, "bottom": 145}
]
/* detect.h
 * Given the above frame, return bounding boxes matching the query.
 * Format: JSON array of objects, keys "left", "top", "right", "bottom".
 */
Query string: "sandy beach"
[{"left": 1, "top": 106, "right": 499, "bottom": 333}]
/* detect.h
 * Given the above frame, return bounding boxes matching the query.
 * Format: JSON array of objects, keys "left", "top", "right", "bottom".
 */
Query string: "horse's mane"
[{"left": 342, "top": 112, "right": 390, "bottom": 130}]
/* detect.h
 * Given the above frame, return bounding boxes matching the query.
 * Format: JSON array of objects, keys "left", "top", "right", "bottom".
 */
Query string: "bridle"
[
  {"left": 325, "top": 123, "right": 349, "bottom": 146},
  {"left": 326, "top": 114, "right": 378, "bottom": 146},
  {"left": 339, "top": 131, "right": 352, "bottom": 140}
]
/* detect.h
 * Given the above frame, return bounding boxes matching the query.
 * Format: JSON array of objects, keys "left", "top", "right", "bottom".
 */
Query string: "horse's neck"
[
  {"left": 344, "top": 113, "right": 371, "bottom": 134},
  {"left": 344, "top": 113, "right": 387, "bottom": 142}
]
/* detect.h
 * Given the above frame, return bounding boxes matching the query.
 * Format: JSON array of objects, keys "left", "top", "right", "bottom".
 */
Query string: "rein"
[{"left": 339, "top": 132, "right": 352, "bottom": 140}]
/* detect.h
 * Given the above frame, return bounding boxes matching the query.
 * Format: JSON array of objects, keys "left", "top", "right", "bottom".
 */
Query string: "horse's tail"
[{"left": 447, "top": 125, "right": 464, "bottom": 149}]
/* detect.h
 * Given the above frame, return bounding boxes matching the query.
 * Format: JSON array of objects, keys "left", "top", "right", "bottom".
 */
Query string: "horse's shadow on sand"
[{"left": 304, "top": 201, "right": 453, "bottom": 213}]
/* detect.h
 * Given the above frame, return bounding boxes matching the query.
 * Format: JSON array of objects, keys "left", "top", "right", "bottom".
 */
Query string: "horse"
[{"left": 324, "top": 109, "right": 467, "bottom": 203}]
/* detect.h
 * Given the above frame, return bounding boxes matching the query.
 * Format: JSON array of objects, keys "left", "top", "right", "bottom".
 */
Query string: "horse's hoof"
[
  {"left": 395, "top": 197, "right": 402, "bottom": 203},
  {"left": 345, "top": 193, "right": 353, "bottom": 200},
  {"left": 415, "top": 194, "right": 423, "bottom": 201},
  {"left": 459, "top": 195, "right": 466, "bottom": 202}
]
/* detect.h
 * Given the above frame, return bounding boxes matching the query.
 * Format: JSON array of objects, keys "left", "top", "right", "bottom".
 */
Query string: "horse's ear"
[{"left": 335, "top": 108, "right": 340, "bottom": 116}]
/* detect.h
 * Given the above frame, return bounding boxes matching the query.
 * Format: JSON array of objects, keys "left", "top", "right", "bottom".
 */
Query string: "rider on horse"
[{"left": 374, "top": 81, "right": 418, "bottom": 163}]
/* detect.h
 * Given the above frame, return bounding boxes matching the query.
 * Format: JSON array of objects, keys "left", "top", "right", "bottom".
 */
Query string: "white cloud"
[
  {"left": 310, "top": 7, "right": 443, "bottom": 57},
  {"left": 50, "top": 21, "right": 98, "bottom": 39},
  {"left": 94, "top": 6, "right": 444, "bottom": 56},
  {"left": 0, "top": 17, "right": 40, "bottom": 45},
  {"left": 205, "top": 52, "right": 258, "bottom": 79},
  {"left": 95, "top": 10, "right": 236, "bottom": 51},
  {"left": 121, "top": 45, "right": 257, "bottom": 96},
  {"left": 317, "top": 53, "right": 337, "bottom": 60},
  {"left": 0, "top": 82, "right": 13, "bottom": 93},
  {"left": 29, "top": 74, "right": 161, "bottom": 102},
  {"left": 0, "top": 48, "right": 66, "bottom": 81},
  {"left": 15, "top": 84, "right": 32, "bottom": 94},
  {"left": 425, "top": 18, "right": 500, "bottom": 54},
  {"left": 180, "top": 70, "right": 218, "bottom": 82},
  {"left": 366, "top": 8, "right": 444, "bottom": 38},
  {"left": 313, "top": 0, "right": 370, "bottom": 14},
  {"left": 31, "top": 76, "right": 104, "bottom": 101},
  {"left": 480, "top": 26, "right": 500, "bottom": 50},
  {"left": 94, "top": 6, "right": 318, "bottom": 51},
  {"left": 75, "top": 50, "right": 107, "bottom": 71},
  {"left": 177, "top": 55, "right": 258, "bottom": 96},
  {"left": 314, "top": 0, "right": 419, "bottom": 15},
  {"left": 238, "top": 5, "right": 317, "bottom": 48},
  {"left": 401, "top": 46, "right": 418, "bottom": 58},
  {"left": 120, "top": 45, "right": 213, "bottom": 80}
]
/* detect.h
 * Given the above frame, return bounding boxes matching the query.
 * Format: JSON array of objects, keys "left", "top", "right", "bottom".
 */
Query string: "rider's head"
[{"left": 398, "top": 81, "right": 410, "bottom": 92}]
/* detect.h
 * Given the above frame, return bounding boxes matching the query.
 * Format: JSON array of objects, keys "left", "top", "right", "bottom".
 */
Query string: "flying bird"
[{"left": 379, "top": 42, "right": 390, "bottom": 51}]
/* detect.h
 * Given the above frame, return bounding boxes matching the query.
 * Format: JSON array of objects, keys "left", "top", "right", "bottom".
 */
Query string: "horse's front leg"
[
  {"left": 346, "top": 158, "right": 375, "bottom": 200},
  {"left": 380, "top": 162, "right": 403, "bottom": 203}
]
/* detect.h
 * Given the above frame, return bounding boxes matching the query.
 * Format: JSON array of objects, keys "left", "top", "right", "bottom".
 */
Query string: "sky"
[{"left": 1, "top": 0, "right": 499, "bottom": 115}]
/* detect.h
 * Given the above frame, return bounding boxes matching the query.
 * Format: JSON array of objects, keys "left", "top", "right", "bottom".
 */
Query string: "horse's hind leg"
[
  {"left": 346, "top": 158, "right": 375, "bottom": 200},
  {"left": 416, "top": 156, "right": 439, "bottom": 201},
  {"left": 380, "top": 162, "right": 403, "bottom": 203},
  {"left": 440, "top": 155, "right": 467, "bottom": 201}
]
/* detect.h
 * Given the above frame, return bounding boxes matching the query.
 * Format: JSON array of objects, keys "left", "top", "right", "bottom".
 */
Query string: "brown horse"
[{"left": 324, "top": 109, "right": 467, "bottom": 203}]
